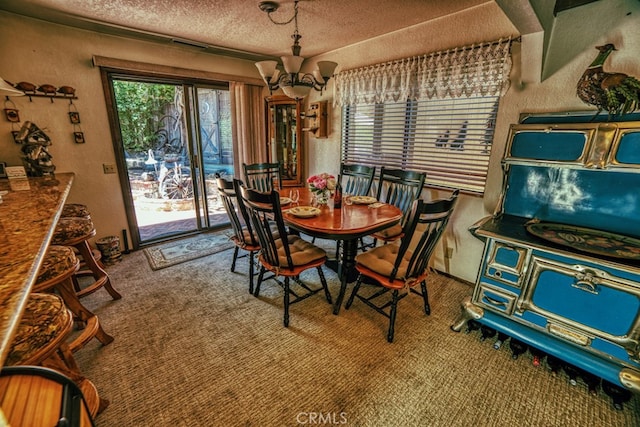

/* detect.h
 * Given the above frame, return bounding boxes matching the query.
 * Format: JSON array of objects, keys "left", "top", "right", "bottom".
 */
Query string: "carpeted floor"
[{"left": 74, "top": 245, "right": 640, "bottom": 426}]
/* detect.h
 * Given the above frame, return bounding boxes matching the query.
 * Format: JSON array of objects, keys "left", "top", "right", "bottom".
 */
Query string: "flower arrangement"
[{"left": 307, "top": 173, "right": 336, "bottom": 205}]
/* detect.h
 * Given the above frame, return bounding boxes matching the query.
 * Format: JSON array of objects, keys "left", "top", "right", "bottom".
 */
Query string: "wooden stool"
[
  {"left": 5, "top": 293, "right": 108, "bottom": 417},
  {"left": 0, "top": 366, "right": 96, "bottom": 427},
  {"left": 52, "top": 217, "right": 122, "bottom": 300},
  {"left": 61, "top": 203, "right": 92, "bottom": 220},
  {"left": 34, "top": 245, "right": 114, "bottom": 350}
]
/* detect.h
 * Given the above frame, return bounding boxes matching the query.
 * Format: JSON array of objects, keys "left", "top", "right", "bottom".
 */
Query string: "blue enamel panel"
[
  {"left": 615, "top": 131, "right": 640, "bottom": 164},
  {"left": 494, "top": 245, "right": 519, "bottom": 267},
  {"left": 503, "top": 165, "right": 640, "bottom": 238},
  {"left": 532, "top": 269, "right": 640, "bottom": 336},
  {"left": 510, "top": 131, "right": 587, "bottom": 161}
]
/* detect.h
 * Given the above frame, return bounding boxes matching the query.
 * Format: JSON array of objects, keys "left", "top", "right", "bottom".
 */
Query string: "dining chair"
[
  {"left": 238, "top": 185, "right": 333, "bottom": 327},
  {"left": 341, "top": 163, "right": 376, "bottom": 197},
  {"left": 216, "top": 175, "right": 261, "bottom": 294},
  {"left": 346, "top": 190, "right": 459, "bottom": 342},
  {"left": 243, "top": 162, "right": 282, "bottom": 192},
  {"left": 369, "top": 167, "right": 427, "bottom": 245}
]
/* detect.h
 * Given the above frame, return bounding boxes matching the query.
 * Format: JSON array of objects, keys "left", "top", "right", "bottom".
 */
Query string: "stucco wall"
[{"left": 1, "top": 1, "right": 639, "bottom": 284}]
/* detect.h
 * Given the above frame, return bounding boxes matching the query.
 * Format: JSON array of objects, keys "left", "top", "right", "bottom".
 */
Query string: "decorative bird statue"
[{"left": 577, "top": 43, "right": 640, "bottom": 116}]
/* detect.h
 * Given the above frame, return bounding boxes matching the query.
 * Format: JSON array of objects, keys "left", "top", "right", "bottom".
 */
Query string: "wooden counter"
[{"left": 0, "top": 173, "right": 74, "bottom": 366}]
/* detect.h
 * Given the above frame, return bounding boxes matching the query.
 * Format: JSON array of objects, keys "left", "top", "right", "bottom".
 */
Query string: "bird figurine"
[{"left": 577, "top": 43, "right": 640, "bottom": 116}]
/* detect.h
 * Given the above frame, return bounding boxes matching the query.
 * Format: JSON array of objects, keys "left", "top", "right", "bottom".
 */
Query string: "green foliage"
[{"left": 113, "top": 81, "right": 176, "bottom": 154}]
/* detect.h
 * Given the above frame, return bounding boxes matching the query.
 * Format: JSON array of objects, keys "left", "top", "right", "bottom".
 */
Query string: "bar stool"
[
  {"left": 5, "top": 292, "right": 108, "bottom": 417},
  {"left": 52, "top": 217, "right": 122, "bottom": 300},
  {"left": 34, "top": 245, "right": 114, "bottom": 350},
  {"left": 0, "top": 366, "right": 96, "bottom": 427},
  {"left": 61, "top": 203, "right": 92, "bottom": 219}
]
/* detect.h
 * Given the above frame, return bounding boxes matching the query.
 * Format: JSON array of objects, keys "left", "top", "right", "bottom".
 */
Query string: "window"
[
  {"left": 335, "top": 38, "right": 513, "bottom": 194},
  {"left": 342, "top": 95, "right": 499, "bottom": 194}
]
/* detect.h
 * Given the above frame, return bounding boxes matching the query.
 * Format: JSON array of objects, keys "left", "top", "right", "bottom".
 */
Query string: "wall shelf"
[{"left": 302, "top": 101, "right": 327, "bottom": 138}]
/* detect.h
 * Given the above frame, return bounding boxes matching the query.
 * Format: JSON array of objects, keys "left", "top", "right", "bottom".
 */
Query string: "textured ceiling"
[{"left": 0, "top": 0, "right": 495, "bottom": 60}]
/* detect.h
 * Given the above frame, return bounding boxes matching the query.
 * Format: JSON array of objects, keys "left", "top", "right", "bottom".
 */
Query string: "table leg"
[{"left": 333, "top": 238, "right": 358, "bottom": 315}]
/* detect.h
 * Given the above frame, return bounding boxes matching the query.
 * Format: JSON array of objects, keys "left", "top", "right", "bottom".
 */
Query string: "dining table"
[
  {"left": 0, "top": 173, "right": 74, "bottom": 367},
  {"left": 279, "top": 187, "right": 403, "bottom": 314}
]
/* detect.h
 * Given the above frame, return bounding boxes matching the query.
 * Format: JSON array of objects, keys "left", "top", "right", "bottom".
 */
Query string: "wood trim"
[{"left": 92, "top": 55, "right": 265, "bottom": 86}]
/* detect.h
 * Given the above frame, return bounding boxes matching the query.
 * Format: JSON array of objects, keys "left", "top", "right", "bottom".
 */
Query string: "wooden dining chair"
[
  {"left": 346, "top": 190, "right": 459, "bottom": 342},
  {"left": 216, "top": 176, "right": 260, "bottom": 294},
  {"left": 369, "top": 167, "right": 426, "bottom": 245},
  {"left": 238, "top": 185, "right": 332, "bottom": 327},
  {"left": 341, "top": 163, "right": 376, "bottom": 197},
  {"left": 243, "top": 162, "right": 281, "bottom": 192}
]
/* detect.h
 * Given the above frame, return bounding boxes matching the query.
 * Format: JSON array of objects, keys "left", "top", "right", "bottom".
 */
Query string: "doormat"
[{"left": 143, "top": 231, "right": 234, "bottom": 270}]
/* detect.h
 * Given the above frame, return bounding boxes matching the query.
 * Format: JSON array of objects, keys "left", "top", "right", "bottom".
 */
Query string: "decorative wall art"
[
  {"left": 73, "top": 132, "right": 85, "bottom": 144},
  {"left": 68, "top": 111, "right": 80, "bottom": 124},
  {"left": 4, "top": 108, "right": 19, "bottom": 122}
]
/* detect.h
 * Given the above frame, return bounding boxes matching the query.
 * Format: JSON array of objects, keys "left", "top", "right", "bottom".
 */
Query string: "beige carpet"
[
  {"left": 143, "top": 231, "right": 234, "bottom": 270},
  {"left": 74, "top": 245, "right": 640, "bottom": 426}
]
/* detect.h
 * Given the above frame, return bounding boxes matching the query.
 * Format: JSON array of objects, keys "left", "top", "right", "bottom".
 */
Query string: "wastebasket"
[{"left": 96, "top": 235, "right": 122, "bottom": 264}]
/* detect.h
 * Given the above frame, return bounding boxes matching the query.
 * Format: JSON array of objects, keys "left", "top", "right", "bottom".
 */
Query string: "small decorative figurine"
[
  {"left": 577, "top": 44, "right": 640, "bottom": 116},
  {"left": 15, "top": 121, "right": 55, "bottom": 176}
]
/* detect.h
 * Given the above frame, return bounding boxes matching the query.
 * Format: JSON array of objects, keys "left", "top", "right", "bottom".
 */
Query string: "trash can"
[{"left": 96, "top": 235, "right": 122, "bottom": 264}]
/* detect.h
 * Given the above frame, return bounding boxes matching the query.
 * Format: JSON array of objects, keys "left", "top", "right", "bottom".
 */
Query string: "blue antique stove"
[{"left": 452, "top": 112, "right": 640, "bottom": 394}]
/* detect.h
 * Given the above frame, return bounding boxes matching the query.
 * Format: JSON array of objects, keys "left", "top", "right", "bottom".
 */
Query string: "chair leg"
[
  {"left": 248, "top": 251, "right": 255, "bottom": 294},
  {"left": 345, "top": 275, "right": 363, "bottom": 309},
  {"left": 254, "top": 266, "right": 265, "bottom": 297},
  {"left": 316, "top": 266, "right": 332, "bottom": 304},
  {"left": 420, "top": 280, "right": 431, "bottom": 315},
  {"left": 387, "top": 290, "right": 400, "bottom": 343},
  {"left": 75, "top": 240, "right": 121, "bottom": 300},
  {"left": 283, "top": 276, "right": 290, "bottom": 327},
  {"left": 231, "top": 246, "right": 239, "bottom": 272}
]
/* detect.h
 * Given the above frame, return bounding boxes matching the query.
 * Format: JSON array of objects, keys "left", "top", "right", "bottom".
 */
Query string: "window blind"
[{"left": 341, "top": 96, "right": 499, "bottom": 194}]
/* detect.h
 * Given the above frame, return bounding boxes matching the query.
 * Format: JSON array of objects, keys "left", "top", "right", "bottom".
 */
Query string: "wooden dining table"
[{"left": 279, "top": 187, "right": 402, "bottom": 314}]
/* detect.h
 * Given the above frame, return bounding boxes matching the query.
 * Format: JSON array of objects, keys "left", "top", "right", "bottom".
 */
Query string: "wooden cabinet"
[
  {"left": 302, "top": 101, "right": 328, "bottom": 138},
  {"left": 265, "top": 95, "right": 304, "bottom": 186}
]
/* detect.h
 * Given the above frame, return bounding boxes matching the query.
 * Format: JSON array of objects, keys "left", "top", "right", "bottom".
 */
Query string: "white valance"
[{"left": 333, "top": 37, "right": 513, "bottom": 107}]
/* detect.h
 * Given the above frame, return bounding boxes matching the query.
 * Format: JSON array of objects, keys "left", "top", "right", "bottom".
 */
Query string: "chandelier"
[{"left": 255, "top": 0, "right": 338, "bottom": 100}]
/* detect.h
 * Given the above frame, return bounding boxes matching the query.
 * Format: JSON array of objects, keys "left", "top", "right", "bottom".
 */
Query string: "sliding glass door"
[{"left": 107, "top": 75, "right": 234, "bottom": 248}]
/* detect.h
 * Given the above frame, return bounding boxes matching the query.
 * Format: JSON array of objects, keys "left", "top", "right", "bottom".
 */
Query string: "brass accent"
[
  {"left": 450, "top": 296, "right": 484, "bottom": 332},
  {"left": 484, "top": 241, "right": 529, "bottom": 288},
  {"left": 585, "top": 124, "right": 617, "bottom": 168},
  {"left": 620, "top": 368, "right": 640, "bottom": 393},
  {"left": 475, "top": 283, "right": 518, "bottom": 315},
  {"left": 548, "top": 322, "right": 591, "bottom": 346}
]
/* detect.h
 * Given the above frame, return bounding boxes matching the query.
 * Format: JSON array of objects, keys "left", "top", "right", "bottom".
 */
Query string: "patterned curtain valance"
[{"left": 333, "top": 37, "right": 514, "bottom": 107}]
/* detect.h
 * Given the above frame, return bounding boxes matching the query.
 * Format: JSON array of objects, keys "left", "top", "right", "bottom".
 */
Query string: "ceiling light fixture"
[{"left": 255, "top": 0, "right": 338, "bottom": 100}]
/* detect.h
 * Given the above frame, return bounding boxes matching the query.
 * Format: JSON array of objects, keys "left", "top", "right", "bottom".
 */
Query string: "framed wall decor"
[
  {"left": 73, "top": 131, "right": 85, "bottom": 144},
  {"left": 69, "top": 111, "right": 80, "bottom": 124},
  {"left": 4, "top": 108, "right": 19, "bottom": 122}
]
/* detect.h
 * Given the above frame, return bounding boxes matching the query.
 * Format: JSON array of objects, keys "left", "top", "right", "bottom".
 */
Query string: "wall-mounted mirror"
[{"left": 265, "top": 95, "right": 303, "bottom": 186}]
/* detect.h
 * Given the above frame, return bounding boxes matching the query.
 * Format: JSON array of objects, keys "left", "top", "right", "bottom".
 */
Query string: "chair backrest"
[
  {"left": 390, "top": 190, "right": 459, "bottom": 282},
  {"left": 243, "top": 162, "right": 281, "bottom": 192},
  {"left": 340, "top": 163, "right": 376, "bottom": 196},
  {"left": 216, "top": 176, "right": 257, "bottom": 247},
  {"left": 375, "top": 167, "right": 426, "bottom": 214},
  {"left": 237, "top": 185, "right": 293, "bottom": 270}
]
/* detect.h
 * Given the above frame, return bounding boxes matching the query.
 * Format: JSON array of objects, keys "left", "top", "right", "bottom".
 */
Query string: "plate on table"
[
  {"left": 350, "top": 195, "right": 377, "bottom": 205},
  {"left": 280, "top": 197, "right": 292, "bottom": 205},
  {"left": 288, "top": 206, "right": 321, "bottom": 218}
]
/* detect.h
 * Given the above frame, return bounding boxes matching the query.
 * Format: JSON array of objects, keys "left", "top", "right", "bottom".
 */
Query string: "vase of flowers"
[{"left": 307, "top": 173, "right": 336, "bottom": 206}]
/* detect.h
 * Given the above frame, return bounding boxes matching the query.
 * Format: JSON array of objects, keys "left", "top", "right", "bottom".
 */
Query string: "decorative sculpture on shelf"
[
  {"left": 577, "top": 43, "right": 640, "bottom": 116},
  {"left": 15, "top": 121, "right": 55, "bottom": 176}
]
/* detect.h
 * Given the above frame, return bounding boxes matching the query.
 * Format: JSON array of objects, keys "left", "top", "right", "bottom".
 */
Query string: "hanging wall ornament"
[
  {"left": 68, "top": 102, "right": 80, "bottom": 124},
  {"left": 3, "top": 98, "right": 19, "bottom": 122}
]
